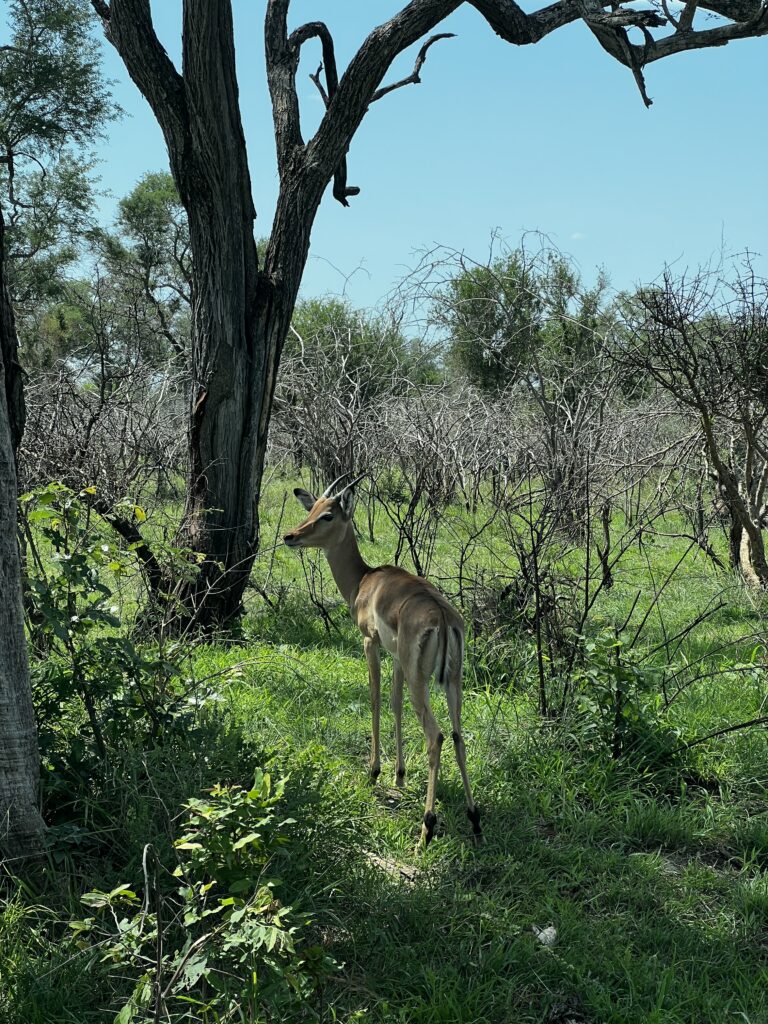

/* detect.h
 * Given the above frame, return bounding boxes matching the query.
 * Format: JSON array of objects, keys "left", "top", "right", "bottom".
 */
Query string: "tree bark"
[
  {"left": 99, "top": 0, "right": 266, "bottom": 624},
  {"left": 0, "top": 207, "right": 44, "bottom": 859},
  {"left": 177, "top": 4, "right": 327, "bottom": 625},
  {"left": 738, "top": 524, "right": 768, "bottom": 588},
  {"left": 0, "top": 209, "right": 24, "bottom": 462}
]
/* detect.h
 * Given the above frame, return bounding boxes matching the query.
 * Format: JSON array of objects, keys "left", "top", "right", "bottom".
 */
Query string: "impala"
[{"left": 284, "top": 472, "right": 481, "bottom": 847}]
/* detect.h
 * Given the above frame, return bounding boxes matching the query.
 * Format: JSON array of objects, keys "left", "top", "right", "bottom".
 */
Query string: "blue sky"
[{"left": 92, "top": 1, "right": 767, "bottom": 308}]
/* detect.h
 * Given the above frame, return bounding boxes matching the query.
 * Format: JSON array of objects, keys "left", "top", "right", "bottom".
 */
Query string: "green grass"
[
  {"left": 2, "top": 475, "right": 767, "bottom": 1023},
  {"left": 194, "top": 629, "right": 767, "bottom": 1024}
]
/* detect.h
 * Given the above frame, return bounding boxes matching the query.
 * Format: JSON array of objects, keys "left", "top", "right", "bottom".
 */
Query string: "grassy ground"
[{"left": 2, "top": 476, "right": 767, "bottom": 1023}]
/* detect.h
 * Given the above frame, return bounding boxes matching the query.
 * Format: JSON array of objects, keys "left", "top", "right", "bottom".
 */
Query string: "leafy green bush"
[
  {"left": 70, "top": 771, "right": 336, "bottom": 1022},
  {"left": 571, "top": 632, "right": 680, "bottom": 770},
  {"left": 20, "top": 484, "right": 218, "bottom": 821}
]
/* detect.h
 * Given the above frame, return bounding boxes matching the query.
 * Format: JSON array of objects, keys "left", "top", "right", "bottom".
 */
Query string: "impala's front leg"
[{"left": 364, "top": 638, "right": 381, "bottom": 781}]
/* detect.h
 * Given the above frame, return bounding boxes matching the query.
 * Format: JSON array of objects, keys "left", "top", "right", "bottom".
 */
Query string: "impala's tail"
[{"left": 435, "top": 610, "right": 462, "bottom": 688}]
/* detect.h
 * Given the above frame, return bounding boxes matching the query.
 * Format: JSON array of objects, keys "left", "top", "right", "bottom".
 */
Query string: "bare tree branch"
[
  {"left": 309, "top": 63, "right": 329, "bottom": 106},
  {"left": 289, "top": 22, "right": 360, "bottom": 206},
  {"left": 307, "top": 0, "right": 462, "bottom": 206},
  {"left": 682, "top": 715, "right": 768, "bottom": 750},
  {"left": 469, "top": 0, "right": 768, "bottom": 107},
  {"left": 372, "top": 32, "right": 456, "bottom": 102},
  {"left": 90, "top": 0, "right": 111, "bottom": 20},
  {"left": 645, "top": 4, "right": 768, "bottom": 62},
  {"left": 697, "top": 0, "right": 762, "bottom": 18},
  {"left": 264, "top": 0, "right": 303, "bottom": 171},
  {"left": 93, "top": 0, "right": 188, "bottom": 181},
  {"left": 468, "top": 0, "right": 581, "bottom": 45}
]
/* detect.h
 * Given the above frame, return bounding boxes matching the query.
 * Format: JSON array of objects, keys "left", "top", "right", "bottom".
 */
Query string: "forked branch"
[
  {"left": 469, "top": 0, "right": 768, "bottom": 107},
  {"left": 372, "top": 32, "right": 456, "bottom": 101},
  {"left": 291, "top": 22, "right": 360, "bottom": 205}
]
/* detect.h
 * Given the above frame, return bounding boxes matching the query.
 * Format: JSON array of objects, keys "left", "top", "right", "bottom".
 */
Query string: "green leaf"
[{"left": 232, "top": 831, "right": 261, "bottom": 850}]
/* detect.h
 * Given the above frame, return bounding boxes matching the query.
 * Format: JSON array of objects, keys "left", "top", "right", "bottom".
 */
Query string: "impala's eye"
[{"left": 321, "top": 512, "right": 334, "bottom": 521}]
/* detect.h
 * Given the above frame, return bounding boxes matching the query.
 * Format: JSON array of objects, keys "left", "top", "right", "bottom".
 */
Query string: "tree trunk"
[
  {"left": 175, "top": 27, "right": 322, "bottom": 626},
  {"left": 739, "top": 526, "right": 768, "bottom": 588},
  {"left": 701, "top": 416, "right": 768, "bottom": 589},
  {"left": 102, "top": 0, "right": 315, "bottom": 626},
  {"left": 0, "top": 207, "right": 44, "bottom": 859},
  {"left": 0, "top": 210, "right": 24, "bottom": 461},
  {"left": 728, "top": 513, "right": 743, "bottom": 571}
]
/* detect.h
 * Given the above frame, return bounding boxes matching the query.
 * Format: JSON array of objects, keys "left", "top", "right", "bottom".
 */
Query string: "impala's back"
[{"left": 354, "top": 565, "right": 464, "bottom": 688}]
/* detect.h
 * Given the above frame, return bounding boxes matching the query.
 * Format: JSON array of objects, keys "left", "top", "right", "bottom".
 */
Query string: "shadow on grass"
[
  {"left": 298, "top": 765, "right": 768, "bottom": 1024},
  {"left": 3, "top": 714, "right": 281, "bottom": 1024},
  {"left": 245, "top": 592, "right": 361, "bottom": 655}
]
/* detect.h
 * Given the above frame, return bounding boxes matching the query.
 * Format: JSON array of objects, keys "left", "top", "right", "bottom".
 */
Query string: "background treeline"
[{"left": 14, "top": 171, "right": 768, "bottom": 597}]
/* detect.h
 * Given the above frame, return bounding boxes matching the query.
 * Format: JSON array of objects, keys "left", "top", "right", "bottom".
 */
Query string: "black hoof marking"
[
  {"left": 369, "top": 767, "right": 381, "bottom": 781},
  {"left": 437, "top": 732, "right": 444, "bottom": 747},
  {"left": 396, "top": 769, "right": 406, "bottom": 781},
  {"left": 423, "top": 811, "right": 438, "bottom": 843},
  {"left": 452, "top": 731, "right": 461, "bottom": 744},
  {"left": 467, "top": 806, "right": 482, "bottom": 836}
]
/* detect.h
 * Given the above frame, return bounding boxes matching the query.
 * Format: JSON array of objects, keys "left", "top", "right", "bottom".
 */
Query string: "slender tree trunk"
[
  {"left": 728, "top": 513, "right": 743, "bottom": 571},
  {"left": 738, "top": 525, "right": 768, "bottom": 588},
  {"left": 0, "top": 210, "right": 24, "bottom": 459},
  {"left": 100, "top": 0, "right": 332, "bottom": 626},
  {"left": 702, "top": 417, "right": 768, "bottom": 589},
  {"left": 0, "top": 207, "right": 44, "bottom": 858}
]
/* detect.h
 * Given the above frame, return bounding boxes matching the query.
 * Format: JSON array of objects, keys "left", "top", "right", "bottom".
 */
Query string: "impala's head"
[{"left": 283, "top": 472, "right": 365, "bottom": 550}]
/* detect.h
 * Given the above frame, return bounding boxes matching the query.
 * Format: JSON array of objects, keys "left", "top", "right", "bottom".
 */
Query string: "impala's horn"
[
  {"left": 340, "top": 472, "right": 367, "bottom": 495},
  {"left": 322, "top": 471, "right": 367, "bottom": 500},
  {"left": 321, "top": 472, "right": 353, "bottom": 499}
]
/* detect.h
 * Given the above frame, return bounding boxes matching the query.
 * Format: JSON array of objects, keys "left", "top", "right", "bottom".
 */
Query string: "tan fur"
[{"left": 285, "top": 484, "right": 480, "bottom": 847}]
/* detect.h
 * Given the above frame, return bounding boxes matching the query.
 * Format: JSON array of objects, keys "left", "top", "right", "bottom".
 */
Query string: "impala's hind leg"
[
  {"left": 364, "top": 638, "right": 381, "bottom": 781},
  {"left": 446, "top": 677, "right": 482, "bottom": 840},
  {"left": 391, "top": 659, "right": 406, "bottom": 786},
  {"left": 408, "top": 677, "right": 443, "bottom": 847}
]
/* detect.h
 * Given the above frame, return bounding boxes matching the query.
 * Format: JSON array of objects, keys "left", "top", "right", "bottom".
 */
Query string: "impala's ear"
[
  {"left": 337, "top": 484, "right": 357, "bottom": 520},
  {"left": 293, "top": 488, "right": 316, "bottom": 512}
]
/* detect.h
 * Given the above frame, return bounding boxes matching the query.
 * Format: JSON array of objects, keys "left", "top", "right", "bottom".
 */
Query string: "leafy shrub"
[
  {"left": 20, "top": 484, "right": 218, "bottom": 819},
  {"left": 70, "top": 771, "right": 336, "bottom": 1022},
  {"left": 571, "top": 632, "right": 680, "bottom": 770}
]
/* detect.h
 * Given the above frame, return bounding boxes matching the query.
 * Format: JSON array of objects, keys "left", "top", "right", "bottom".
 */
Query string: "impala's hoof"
[
  {"left": 395, "top": 767, "right": 406, "bottom": 788},
  {"left": 467, "top": 805, "right": 483, "bottom": 841},
  {"left": 368, "top": 765, "right": 381, "bottom": 783},
  {"left": 420, "top": 811, "right": 438, "bottom": 848}
]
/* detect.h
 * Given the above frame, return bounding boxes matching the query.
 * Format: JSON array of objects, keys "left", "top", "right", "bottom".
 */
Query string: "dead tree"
[{"left": 621, "top": 261, "right": 768, "bottom": 586}]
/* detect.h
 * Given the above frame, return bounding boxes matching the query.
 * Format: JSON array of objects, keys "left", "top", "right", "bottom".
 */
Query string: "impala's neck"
[{"left": 324, "top": 523, "right": 370, "bottom": 609}]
